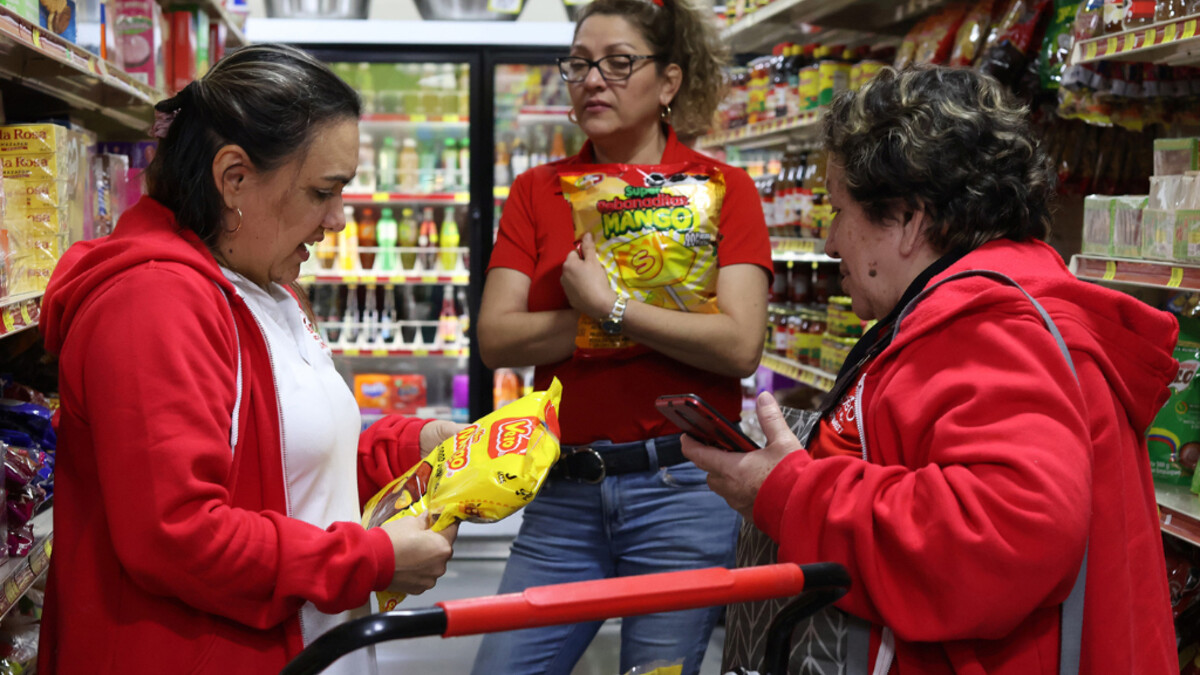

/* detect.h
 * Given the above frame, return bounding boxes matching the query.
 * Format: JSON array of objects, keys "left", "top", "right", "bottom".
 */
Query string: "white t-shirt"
[{"left": 224, "top": 270, "right": 376, "bottom": 675}]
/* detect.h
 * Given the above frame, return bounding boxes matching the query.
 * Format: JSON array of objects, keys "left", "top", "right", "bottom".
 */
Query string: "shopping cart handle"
[
  {"left": 439, "top": 562, "right": 846, "bottom": 636},
  {"left": 280, "top": 562, "right": 849, "bottom": 675}
]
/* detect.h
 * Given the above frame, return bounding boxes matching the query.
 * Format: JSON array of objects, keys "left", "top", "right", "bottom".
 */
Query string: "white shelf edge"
[{"left": 246, "top": 18, "right": 574, "bottom": 47}]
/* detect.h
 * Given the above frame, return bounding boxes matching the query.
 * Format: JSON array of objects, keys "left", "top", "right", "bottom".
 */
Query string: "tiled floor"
[{"left": 372, "top": 539, "right": 727, "bottom": 675}]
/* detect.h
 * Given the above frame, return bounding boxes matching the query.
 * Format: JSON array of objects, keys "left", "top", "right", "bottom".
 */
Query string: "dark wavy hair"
[
  {"left": 823, "top": 65, "right": 1054, "bottom": 252},
  {"left": 574, "top": 0, "right": 729, "bottom": 137},
  {"left": 145, "top": 44, "right": 361, "bottom": 247}
]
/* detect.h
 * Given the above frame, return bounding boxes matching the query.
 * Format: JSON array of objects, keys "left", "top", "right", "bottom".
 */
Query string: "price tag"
[
  {"left": 31, "top": 29, "right": 40, "bottom": 49},
  {"left": 1124, "top": 32, "right": 1136, "bottom": 52},
  {"left": 342, "top": 348, "right": 360, "bottom": 356},
  {"left": 421, "top": 275, "right": 438, "bottom": 284},
  {"left": 1144, "top": 28, "right": 1157, "bottom": 47},
  {"left": 371, "top": 192, "right": 388, "bottom": 202},
  {"left": 413, "top": 348, "right": 429, "bottom": 357},
  {"left": 97, "top": 59, "right": 108, "bottom": 76},
  {"left": 454, "top": 192, "right": 469, "bottom": 203},
  {"left": 1103, "top": 260, "right": 1117, "bottom": 281},
  {"left": 44, "top": 538, "right": 51, "bottom": 557},
  {"left": 1106, "top": 36, "right": 1118, "bottom": 55},
  {"left": 443, "top": 115, "right": 459, "bottom": 123},
  {"left": 1, "top": 310, "right": 14, "bottom": 333},
  {"left": 1166, "top": 23, "right": 1179, "bottom": 42},
  {"left": 1169, "top": 267, "right": 1184, "bottom": 287},
  {"left": 343, "top": 275, "right": 359, "bottom": 284},
  {"left": 1085, "top": 41, "right": 1098, "bottom": 60},
  {"left": 19, "top": 302, "right": 32, "bottom": 325},
  {"left": 451, "top": 275, "right": 468, "bottom": 284},
  {"left": 410, "top": 114, "right": 427, "bottom": 123},
  {"left": 1184, "top": 19, "right": 1198, "bottom": 39},
  {"left": 87, "top": 58, "right": 97, "bottom": 74},
  {"left": 445, "top": 348, "right": 460, "bottom": 357},
  {"left": 372, "top": 349, "right": 388, "bottom": 357}
]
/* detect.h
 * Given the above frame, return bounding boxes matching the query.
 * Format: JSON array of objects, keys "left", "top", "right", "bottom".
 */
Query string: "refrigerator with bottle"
[{"left": 246, "top": 22, "right": 577, "bottom": 428}]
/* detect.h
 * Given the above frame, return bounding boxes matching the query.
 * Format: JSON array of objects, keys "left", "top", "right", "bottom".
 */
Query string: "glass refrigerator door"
[
  {"left": 489, "top": 62, "right": 586, "bottom": 409},
  {"left": 302, "top": 59, "right": 473, "bottom": 427}
]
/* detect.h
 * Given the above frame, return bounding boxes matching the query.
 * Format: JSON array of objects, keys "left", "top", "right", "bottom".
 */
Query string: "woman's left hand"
[
  {"left": 681, "top": 391, "right": 806, "bottom": 520},
  {"left": 561, "top": 232, "right": 616, "bottom": 320},
  {"left": 419, "top": 420, "right": 467, "bottom": 459}
]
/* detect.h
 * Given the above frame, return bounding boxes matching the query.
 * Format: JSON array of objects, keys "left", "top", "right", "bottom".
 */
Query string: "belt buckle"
[{"left": 568, "top": 446, "right": 606, "bottom": 484}]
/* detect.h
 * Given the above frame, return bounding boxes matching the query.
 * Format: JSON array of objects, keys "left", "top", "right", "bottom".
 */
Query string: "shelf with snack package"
[
  {"left": 0, "top": 293, "right": 43, "bottom": 342},
  {"left": 0, "top": 6, "right": 159, "bottom": 133},
  {"left": 1070, "top": 254, "right": 1200, "bottom": 291},
  {"left": 721, "top": 0, "right": 941, "bottom": 53},
  {"left": 771, "top": 237, "right": 835, "bottom": 262},
  {"left": 160, "top": 0, "right": 247, "bottom": 48},
  {"left": 1071, "top": 13, "right": 1200, "bottom": 66},
  {"left": 1157, "top": 482, "right": 1200, "bottom": 547},
  {"left": 0, "top": 506, "right": 52, "bottom": 622}
]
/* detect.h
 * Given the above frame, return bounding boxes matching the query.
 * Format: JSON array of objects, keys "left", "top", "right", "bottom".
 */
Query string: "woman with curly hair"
[
  {"left": 473, "top": 0, "right": 771, "bottom": 673},
  {"left": 685, "top": 65, "right": 1178, "bottom": 674}
]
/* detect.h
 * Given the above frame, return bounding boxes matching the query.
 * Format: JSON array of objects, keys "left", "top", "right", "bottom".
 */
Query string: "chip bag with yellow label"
[
  {"left": 361, "top": 378, "right": 564, "bottom": 610},
  {"left": 560, "top": 162, "right": 725, "bottom": 353}
]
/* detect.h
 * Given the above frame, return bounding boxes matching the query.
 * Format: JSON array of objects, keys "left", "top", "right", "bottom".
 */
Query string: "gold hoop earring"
[
  {"left": 227, "top": 207, "right": 243, "bottom": 234},
  {"left": 660, "top": 104, "right": 672, "bottom": 121},
  {"left": 567, "top": 108, "right": 578, "bottom": 124}
]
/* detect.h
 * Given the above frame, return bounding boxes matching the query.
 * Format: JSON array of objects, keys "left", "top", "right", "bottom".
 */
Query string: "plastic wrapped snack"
[
  {"left": 560, "top": 162, "right": 725, "bottom": 353},
  {"left": 1148, "top": 318, "right": 1200, "bottom": 485},
  {"left": 361, "top": 378, "right": 563, "bottom": 610}
]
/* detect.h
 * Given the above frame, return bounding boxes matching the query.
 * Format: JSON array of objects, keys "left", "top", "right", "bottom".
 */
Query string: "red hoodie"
[
  {"left": 755, "top": 239, "right": 1178, "bottom": 674},
  {"left": 37, "top": 197, "right": 426, "bottom": 674}
]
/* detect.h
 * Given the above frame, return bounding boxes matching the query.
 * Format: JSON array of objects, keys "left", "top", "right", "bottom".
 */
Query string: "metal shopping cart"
[{"left": 280, "top": 562, "right": 851, "bottom": 675}]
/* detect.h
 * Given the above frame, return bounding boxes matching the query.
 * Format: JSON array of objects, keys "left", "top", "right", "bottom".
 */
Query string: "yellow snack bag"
[
  {"left": 560, "top": 162, "right": 725, "bottom": 353},
  {"left": 362, "top": 378, "right": 564, "bottom": 610}
]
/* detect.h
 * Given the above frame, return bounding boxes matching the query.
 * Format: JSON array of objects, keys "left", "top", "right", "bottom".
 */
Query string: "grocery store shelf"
[
  {"left": 0, "top": 506, "right": 52, "bottom": 621},
  {"left": 1069, "top": 255, "right": 1200, "bottom": 291},
  {"left": 0, "top": 293, "right": 42, "bottom": 341},
  {"left": 0, "top": 7, "right": 158, "bottom": 133},
  {"left": 246, "top": 18, "right": 573, "bottom": 47},
  {"left": 331, "top": 345, "right": 467, "bottom": 358},
  {"left": 760, "top": 352, "right": 836, "bottom": 392},
  {"left": 1157, "top": 482, "right": 1200, "bottom": 547},
  {"left": 162, "top": 0, "right": 247, "bottom": 47},
  {"left": 721, "top": 0, "right": 942, "bottom": 53},
  {"left": 697, "top": 109, "right": 823, "bottom": 150},
  {"left": 771, "top": 237, "right": 835, "bottom": 263},
  {"left": 516, "top": 105, "right": 571, "bottom": 125},
  {"left": 302, "top": 271, "right": 469, "bottom": 285},
  {"left": 343, "top": 192, "right": 470, "bottom": 205},
  {"left": 1071, "top": 15, "right": 1200, "bottom": 66},
  {"left": 361, "top": 114, "right": 469, "bottom": 125}
]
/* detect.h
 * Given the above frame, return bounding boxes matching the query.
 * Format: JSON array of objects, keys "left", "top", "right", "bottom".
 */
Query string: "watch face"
[{"left": 601, "top": 319, "right": 621, "bottom": 335}]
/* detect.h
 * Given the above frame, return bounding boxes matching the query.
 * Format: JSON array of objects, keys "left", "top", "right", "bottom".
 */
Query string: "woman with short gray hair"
[{"left": 686, "top": 65, "right": 1178, "bottom": 675}]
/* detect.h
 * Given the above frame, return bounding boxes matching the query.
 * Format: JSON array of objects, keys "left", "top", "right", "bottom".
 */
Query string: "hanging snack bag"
[
  {"left": 1148, "top": 317, "right": 1200, "bottom": 485},
  {"left": 560, "top": 163, "right": 725, "bottom": 354},
  {"left": 1039, "top": 0, "right": 1082, "bottom": 90},
  {"left": 950, "top": 0, "right": 999, "bottom": 66},
  {"left": 362, "top": 378, "right": 564, "bottom": 610}
]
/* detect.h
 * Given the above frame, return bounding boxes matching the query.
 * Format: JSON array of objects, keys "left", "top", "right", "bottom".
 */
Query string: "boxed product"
[
  {"left": 1148, "top": 316, "right": 1200, "bottom": 485},
  {"left": 390, "top": 374, "right": 426, "bottom": 415},
  {"left": 353, "top": 373, "right": 390, "bottom": 412},
  {"left": 167, "top": 8, "right": 196, "bottom": 94},
  {"left": 1154, "top": 137, "right": 1200, "bottom": 176},
  {"left": 90, "top": 153, "right": 129, "bottom": 239},
  {"left": 1081, "top": 194, "right": 1114, "bottom": 255},
  {"left": 1111, "top": 195, "right": 1147, "bottom": 258},
  {"left": 1140, "top": 208, "right": 1176, "bottom": 261},
  {"left": 37, "top": 0, "right": 75, "bottom": 43},
  {"left": 114, "top": 0, "right": 166, "bottom": 89}
]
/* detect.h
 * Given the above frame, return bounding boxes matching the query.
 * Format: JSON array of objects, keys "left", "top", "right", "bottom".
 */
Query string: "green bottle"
[
  {"left": 398, "top": 207, "right": 418, "bottom": 271},
  {"left": 376, "top": 208, "right": 399, "bottom": 272}
]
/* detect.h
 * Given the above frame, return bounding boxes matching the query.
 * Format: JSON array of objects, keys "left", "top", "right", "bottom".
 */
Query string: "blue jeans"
[{"left": 469, "top": 460, "right": 740, "bottom": 675}]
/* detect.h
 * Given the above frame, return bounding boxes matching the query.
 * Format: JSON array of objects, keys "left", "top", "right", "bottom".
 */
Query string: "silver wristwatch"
[{"left": 600, "top": 296, "right": 628, "bottom": 335}]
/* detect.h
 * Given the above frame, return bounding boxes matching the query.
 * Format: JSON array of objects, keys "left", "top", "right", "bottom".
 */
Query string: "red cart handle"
[{"left": 438, "top": 563, "right": 807, "bottom": 637}]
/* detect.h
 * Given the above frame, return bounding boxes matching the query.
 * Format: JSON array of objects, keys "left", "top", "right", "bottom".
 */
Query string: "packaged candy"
[
  {"left": 559, "top": 163, "right": 725, "bottom": 354},
  {"left": 361, "top": 378, "right": 563, "bottom": 610},
  {"left": 1153, "top": 137, "right": 1200, "bottom": 176},
  {"left": 1148, "top": 317, "right": 1200, "bottom": 485},
  {"left": 950, "top": 0, "right": 1001, "bottom": 66},
  {"left": 1039, "top": 0, "right": 1081, "bottom": 90}
]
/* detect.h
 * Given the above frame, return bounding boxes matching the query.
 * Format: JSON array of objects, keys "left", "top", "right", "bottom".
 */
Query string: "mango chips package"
[
  {"left": 362, "top": 378, "right": 563, "bottom": 610},
  {"left": 560, "top": 162, "right": 725, "bottom": 353}
]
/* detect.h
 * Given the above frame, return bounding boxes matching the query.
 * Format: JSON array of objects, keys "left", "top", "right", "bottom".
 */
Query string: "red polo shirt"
[{"left": 487, "top": 127, "right": 771, "bottom": 445}]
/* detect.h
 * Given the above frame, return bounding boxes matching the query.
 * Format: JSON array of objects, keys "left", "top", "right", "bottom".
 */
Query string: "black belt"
[{"left": 549, "top": 434, "right": 687, "bottom": 484}]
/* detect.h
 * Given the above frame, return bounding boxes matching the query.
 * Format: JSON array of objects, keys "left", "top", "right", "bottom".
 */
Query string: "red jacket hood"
[
  {"left": 889, "top": 238, "right": 1178, "bottom": 432},
  {"left": 42, "top": 196, "right": 232, "bottom": 356}
]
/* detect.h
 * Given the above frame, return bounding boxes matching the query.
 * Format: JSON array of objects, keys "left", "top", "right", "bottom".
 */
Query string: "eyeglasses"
[{"left": 557, "top": 54, "right": 663, "bottom": 83}]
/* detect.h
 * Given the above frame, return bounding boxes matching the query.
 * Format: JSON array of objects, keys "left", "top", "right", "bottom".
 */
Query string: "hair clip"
[{"left": 152, "top": 108, "right": 180, "bottom": 140}]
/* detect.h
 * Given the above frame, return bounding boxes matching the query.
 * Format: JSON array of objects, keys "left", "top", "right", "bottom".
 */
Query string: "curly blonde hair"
[
  {"left": 823, "top": 65, "right": 1054, "bottom": 252},
  {"left": 574, "top": 0, "right": 729, "bottom": 137}
]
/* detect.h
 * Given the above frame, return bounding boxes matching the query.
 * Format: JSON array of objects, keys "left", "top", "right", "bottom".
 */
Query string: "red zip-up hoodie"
[
  {"left": 756, "top": 239, "right": 1178, "bottom": 673},
  {"left": 37, "top": 197, "right": 426, "bottom": 674}
]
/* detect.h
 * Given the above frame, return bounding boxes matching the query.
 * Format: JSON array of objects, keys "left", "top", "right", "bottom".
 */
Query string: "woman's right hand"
[{"left": 380, "top": 514, "right": 459, "bottom": 596}]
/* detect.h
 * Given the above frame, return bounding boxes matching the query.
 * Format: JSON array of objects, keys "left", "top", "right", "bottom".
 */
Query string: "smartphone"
[{"left": 655, "top": 393, "right": 761, "bottom": 453}]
